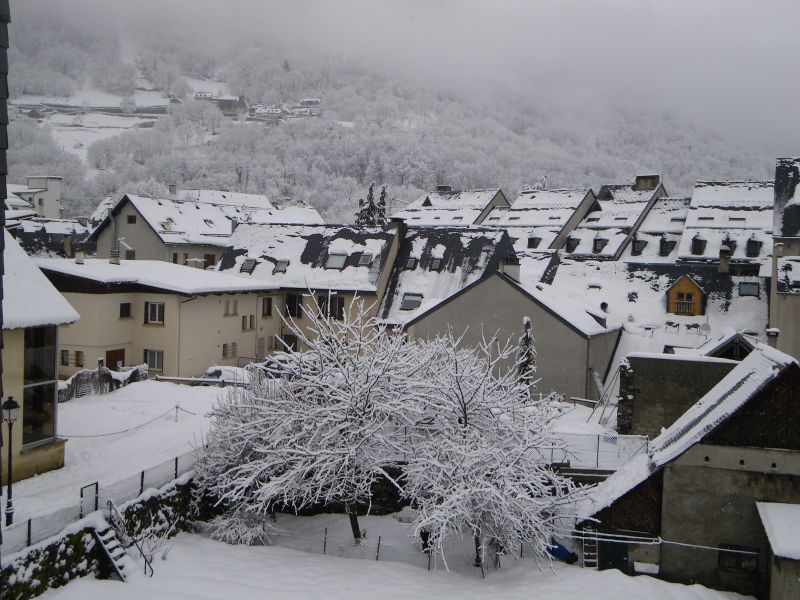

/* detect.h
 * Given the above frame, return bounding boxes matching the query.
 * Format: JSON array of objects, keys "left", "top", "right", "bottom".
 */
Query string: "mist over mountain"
[{"left": 6, "top": 0, "right": 785, "bottom": 220}]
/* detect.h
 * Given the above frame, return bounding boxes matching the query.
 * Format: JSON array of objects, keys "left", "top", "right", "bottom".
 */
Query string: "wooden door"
[{"left": 106, "top": 348, "right": 125, "bottom": 371}]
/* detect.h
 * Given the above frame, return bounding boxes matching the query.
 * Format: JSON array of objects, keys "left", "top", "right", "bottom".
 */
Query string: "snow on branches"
[{"left": 355, "top": 182, "right": 388, "bottom": 227}]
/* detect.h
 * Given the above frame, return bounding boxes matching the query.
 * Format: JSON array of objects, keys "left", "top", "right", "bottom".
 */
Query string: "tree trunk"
[
  {"left": 474, "top": 532, "right": 482, "bottom": 567},
  {"left": 347, "top": 507, "right": 362, "bottom": 543},
  {"left": 420, "top": 529, "right": 431, "bottom": 554}
]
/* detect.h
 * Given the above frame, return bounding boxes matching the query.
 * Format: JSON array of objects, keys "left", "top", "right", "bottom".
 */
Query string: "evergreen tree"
[
  {"left": 354, "top": 182, "right": 387, "bottom": 227},
  {"left": 516, "top": 316, "right": 537, "bottom": 394}
]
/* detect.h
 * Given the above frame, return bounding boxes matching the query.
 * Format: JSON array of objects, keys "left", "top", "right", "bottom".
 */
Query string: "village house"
[
  {"left": 37, "top": 257, "right": 277, "bottom": 378},
  {"left": 216, "top": 223, "right": 401, "bottom": 351},
  {"left": 677, "top": 180, "right": 774, "bottom": 276},
  {"left": 558, "top": 174, "right": 667, "bottom": 260},
  {"left": 578, "top": 342, "right": 800, "bottom": 599},
  {"left": 756, "top": 502, "right": 800, "bottom": 600},
  {"left": 88, "top": 190, "right": 323, "bottom": 266},
  {"left": 10, "top": 217, "right": 93, "bottom": 257},
  {"left": 7, "top": 176, "right": 63, "bottom": 220},
  {"left": 392, "top": 186, "right": 510, "bottom": 226},
  {"left": 2, "top": 231, "right": 79, "bottom": 483}
]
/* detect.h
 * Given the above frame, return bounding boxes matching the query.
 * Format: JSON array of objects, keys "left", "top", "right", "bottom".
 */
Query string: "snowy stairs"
[
  {"left": 582, "top": 534, "right": 599, "bottom": 570},
  {"left": 94, "top": 527, "right": 128, "bottom": 582}
]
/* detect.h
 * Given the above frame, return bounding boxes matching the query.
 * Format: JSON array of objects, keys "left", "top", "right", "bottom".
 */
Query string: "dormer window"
[
  {"left": 400, "top": 293, "right": 423, "bottom": 311},
  {"left": 405, "top": 257, "right": 418, "bottom": 270},
  {"left": 240, "top": 258, "right": 258, "bottom": 274},
  {"left": 631, "top": 239, "right": 648, "bottom": 256},
  {"left": 691, "top": 235, "right": 706, "bottom": 255},
  {"left": 746, "top": 238, "right": 762, "bottom": 258},
  {"left": 659, "top": 237, "right": 676, "bottom": 257},
  {"left": 325, "top": 254, "right": 347, "bottom": 269},
  {"left": 430, "top": 258, "right": 443, "bottom": 271},
  {"left": 565, "top": 238, "right": 579, "bottom": 253},
  {"left": 358, "top": 253, "right": 373, "bottom": 266},
  {"left": 593, "top": 238, "right": 608, "bottom": 253},
  {"left": 721, "top": 237, "right": 737, "bottom": 254},
  {"left": 528, "top": 237, "right": 542, "bottom": 249},
  {"left": 273, "top": 259, "right": 289, "bottom": 274}
]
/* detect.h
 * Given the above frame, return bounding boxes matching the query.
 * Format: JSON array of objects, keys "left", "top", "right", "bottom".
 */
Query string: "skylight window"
[
  {"left": 614, "top": 217, "right": 627, "bottom": 222},
  {"left": 586, "top": 217, "right": 599, "bottom": 223},
  {"left": 430, "top": 258, "right": 443, "bottom": 271},
  {"left": 240, "top": 258, "right": 258, "bottom": 274},
  {"left": 325, "top": 254, "right": 347, "bottom": 269},
  {"left": 400, "top": 293, "right": 423, "bottom": 311},
  {"left": 405, "top": 257, "right": 418, "bottom": 270},
  {"left": 698, "top": 216, "right": 714, "bottom": 221},
  {"left": 508, "top": 216, "right": 521, "bottom": 221},
  {"left": 670, "top": 217, "right": 685, "bottom": 222},
  {"left": 452, "top": 216, "right": 463, "bottom": 222},
  {"left": 358, "top": 253, "right": 373, "bottom": 266},
  {"left": 729, "top": 217, "right": 746, "bottom": 222},
  {"left": 548, "top": 216, "right": 560, "bottom": 221},
  {"left": 273, "top": 259, "right": 289, "bottom": 274},
  {"left": 488, "top": 216, "right": 500, "bottom": 221}
]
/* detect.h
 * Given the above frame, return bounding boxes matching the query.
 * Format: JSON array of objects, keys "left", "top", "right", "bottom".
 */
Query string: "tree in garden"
[
  {"left": 403, "top": 331, "right": 580, "bottom": 569},
  {"left": 516, "top": 316, "right": 538, "bottom": 394},
  {"left": 355, "top": 182, "right": 388, "bottom": 227},
  {"left": 196, "top": 295, "right": 433, "bottom": 544}
]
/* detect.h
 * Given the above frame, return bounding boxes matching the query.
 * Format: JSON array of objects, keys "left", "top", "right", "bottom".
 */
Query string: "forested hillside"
[{"left": 7, "top": 3, "right": 774, "bottom": 221}]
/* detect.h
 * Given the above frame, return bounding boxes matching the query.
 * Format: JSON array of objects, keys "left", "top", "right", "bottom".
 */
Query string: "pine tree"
[
  {"left": 354, "top": 182, "right": 387, "bottom": 227},
  {"left": 516, "top": 317, "right": 538, "bottom": 394}
]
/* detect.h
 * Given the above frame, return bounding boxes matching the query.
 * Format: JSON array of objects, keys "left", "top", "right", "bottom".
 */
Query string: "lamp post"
[{"left": 2, "top": 396, "right": 20, "bottom": 526}]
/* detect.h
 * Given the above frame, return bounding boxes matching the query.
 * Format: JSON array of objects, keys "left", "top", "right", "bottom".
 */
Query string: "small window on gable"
[
  {"left": 405, "top": 257, "right": 418, "bottom": 270},
  {"left": 400, "top": 293, "right": 423, "bottom": 311},
  {"left": 593, "top": 238, "right": 608, "bottom": 253},
  {"left": 528, "top": 237, "right": 542, "bottom": 249},
  {"left": 358, "top": 253, "right": 373, "bottom": 266},
  {"left": 430, "top": 258, "right": 443, "bottom": 271},
  {"left": 273, "top": 259, "right": 289, "bottom": 274},
  {"left": 127, "top": 214, "right": 137, "bottom": 224},
  {"left": 325, "top": 254, "right": 347, "bottom": 270},
  {"left": 739, "top": 282, "right": 759, "bottom": 297},
  {"left": 240, "top": 258, "right": 258, "bottom": 274}
]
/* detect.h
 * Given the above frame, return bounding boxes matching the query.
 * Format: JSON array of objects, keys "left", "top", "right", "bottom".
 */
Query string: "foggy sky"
[{"left": 15, "top": 0, "right": 800, "bottom": 155}]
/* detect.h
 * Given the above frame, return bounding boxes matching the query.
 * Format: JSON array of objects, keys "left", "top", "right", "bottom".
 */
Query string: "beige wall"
[
  {"left": 27, "top": 176, "right": 63, "bottom": 219},
  {"left": 771, "top": 557, "right": 800, "bottom": 600},
  {"left": 405, "top": 274, "right": 618, "bottom": 400}
]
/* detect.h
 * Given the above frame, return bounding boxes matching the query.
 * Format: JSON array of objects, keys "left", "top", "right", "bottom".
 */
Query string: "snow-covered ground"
[
  {"left": 10, "top": 380, "right": 219, "bottom": 521},
  {"left": 40, "top": 532, "right": 749, "bottom": 600}
]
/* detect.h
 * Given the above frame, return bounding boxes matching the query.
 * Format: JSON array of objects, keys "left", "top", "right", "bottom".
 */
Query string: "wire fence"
[
  {"left": 0, "top": 451, "right": 196, "bottom": 556},
  {"left": 551, "top": 432, "right": 648, "bottom": 471}
]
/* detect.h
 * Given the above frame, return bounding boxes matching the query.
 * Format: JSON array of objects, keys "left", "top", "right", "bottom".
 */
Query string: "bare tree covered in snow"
[
  {"left": 403, "top": 332, "right": 579, "bottom": 568},
  {"left": 196, "top": 296, "right": 433, "bottom": 544}
]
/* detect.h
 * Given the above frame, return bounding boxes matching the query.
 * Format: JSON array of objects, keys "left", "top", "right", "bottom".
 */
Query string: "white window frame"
[
  {"left": 144, "top": 349, "right": 164, "bottom": 371},
  {"left": 144, "top": 301, "right": 165, "bottom": 324}
]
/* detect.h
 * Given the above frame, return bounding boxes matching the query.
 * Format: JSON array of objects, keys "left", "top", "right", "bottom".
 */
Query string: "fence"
[
  {"left": 59, "top": 364, "right": 149, "bottom": 403},
  {"left": 551, "top": 432, "right": 648, "bottom": 471},
  {"left": 0, "top": 451, "right": 196, "bottom": 556}
]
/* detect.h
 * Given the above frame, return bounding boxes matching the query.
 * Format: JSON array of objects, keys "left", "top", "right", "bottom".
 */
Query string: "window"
[
  {"left": 721, "top": 238, "right": 737, "bottom": 253},
  {"left": 528, "top": 237, "right": 541, "bottom": 249},
  {"left": 670, "top": 217, "right": 685, "bottom": 223},
  {"left": 182, "top": 253, "right": 189, "bottom": 265},
  {"left": 127, "top": 214, "right": 137, "bottom": 224},
  {"left": 400, "top": 293, "right": 423, "bottom": 311},
  {"left": 204, "top": 254, "right": 216, "bottom": 269},
  {"left": 240, "top": 258, "right": 258, "bottom": 274},
  {"left": 285, "top": 294, "right": 303, "bottom": 319},
  {"left": 593, "top": 238, "right": 608, "bottom": 253},
  {"left": 548, "top": 216, "right": 560, "bottom": 221},
  {"left": 631, "top": 239, "right": 648, "bottom": 256},
  {"left": 659, "top": 238, "right": 676, "bottom": 257},
  {"left": 565, "top": 238, "right": 579, "bottom": 253},
  {"left": 746, "top": 238, "right": 762, "bottom": 258},
  {"left": 242, "top": 315, "right": 249, "bottom": 330},
  {"left": 325, "top": 254, "right": 348, "bottom": 269},
  {"left": 614, "top": 217, "right": 627, "bottom": 222},
  {"left": 119, "top": 302, "right": 132, "bottom": 318},
  {"left": 729, "top": 217, "right": 746, "bottom": 223},
  {"left": 698, "top": 216, "right": 714, "bottom": 222},
  {"left": 279, "top": 334, "right": 298, "bottom": 352},
  {"left": 452, "top": 216, "right": 463, "bottom": 222},
  {"left": 172, "top": 253, "right": 178, "bottom": 264},
  {"left": 224, "top": 299, "right": 238, "bottom": 316},
  {"left": 405, "top": 257, "right": 418, "bottom": 270},
  {"left": 508, "top": 216, "right": 520, "bottom": 221},
  {"left": 675, "top": 292, "right": 695, "bottom": 315},
  {"left": 241, "top": 315, "right": 255, "bottom": 330},
  {"left": 22, "top": 326, "right": 58, "bottom": 446},
  {"left": 739, "top": 282, "right": 759, "bottom": 297},
  {"left": 430, "top": 258, "right": 443, "bottom": 271},
  {"left": 262, "top": 297, "right": 273, "bottom": 317},
  {"left": 273, "top": 259, "right": 289, "bottom": 274},
  {"left": 144, "top": 349, "right": 164, "bottom": 371},
  {"left": 318, "top": 295, "right": 345, "bottom": 320},
  {"left": 75, "top": 351, "right": 84, "bottom": 368},
  {"left": 586, "top": 217, "right": 599, "bottom": 223},
  {"left": 718, "top": 544, "right": 758, "bottom": 574},
  {"left": 144, "top": 301, "right": 165, "bottom": 324},
  {"left": 125, "top": 249, "right": 135, "bottom": 260},
  {"left": 691, "top": 236, "right": 707, "bottom": 255},
  {"left": 61, "top": 349, "right": 69, "bottom": 366},
  {"left": 249, "top": 315, "right": 255, "bottom": 330},
  {"left": 358, "top": 253, "right": 373, "bottom": 266}
]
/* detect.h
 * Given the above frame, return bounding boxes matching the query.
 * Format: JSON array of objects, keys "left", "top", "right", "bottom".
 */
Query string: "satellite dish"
[{"left": 699, "top": 323, "right": 711, "bottom": 336}]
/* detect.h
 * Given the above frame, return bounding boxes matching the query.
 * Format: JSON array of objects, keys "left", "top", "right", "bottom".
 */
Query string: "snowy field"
[
  {"left": 40, "top": 533, "right": 749, "bottom": 600},
  {"left": 10, "top": 380, "right": 220, "bottom": 521}
]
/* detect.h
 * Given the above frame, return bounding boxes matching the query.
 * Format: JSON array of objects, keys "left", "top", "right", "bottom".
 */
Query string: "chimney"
[
  {"left": 109, "top": 249, "right": 120, "bottom": 265},
  {"left": 719, "top": 244, "right": 731, "bottom": 274},
  {"left": 168, "top": 183, "right": 177, "bottom": 195},
  {"left": 77, "top": 216, "right": 88, "bottom": 227},
  {"left": 74, "top": 248, "right": 85, "bottom": 264},
  {"left": 436, "top": 185, "right": 452, "bottom": 193}
]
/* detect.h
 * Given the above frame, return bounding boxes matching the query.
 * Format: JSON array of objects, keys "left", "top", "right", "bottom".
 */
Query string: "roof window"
[
  {"left": 746, "top": 238, "right": 762, "bottom": 258},
  {"left": 631, "top": 238, "right": 648, "bottom": 256},
  {"left": 452, "top": 216, "right": 463, "bottom": 222},
  {"left": 358, "top": 253, "right": 373, "bottom": 266},
  {"left": 659, "top": 237, "right": 676, "bottom": 257},
  {"left": 586, "top": 217, "right": 599, "bottom": 223},
  {"left": 670, "top": 217, "right": 685, "bottom": 222},
  {"left": 430, "top": 258, "right": 443, "bottom": 271},
  {"left": 508, "top": 216, "right": 520, "bottom": 221},
  {"left": 548, "top": 216, "right": 560, "bottom": 221},
  {"left": 593, "top": 238, "right": 609, "bottom": 253},
  {"left": 325, "top": 254, "right": 347, "bottom": 269},
  {"left": 528, "top": 237, "right": 542, "bottom": 249},
  {"left": 565, "top": 237, "right": 579, "bottom": 253},
  {"left": 614, "top": 217, "right": 627, "bottom": 222},
  {"left": 729, "top": 217, "right": 746, "bottom": 222},
  {"left": 405, "top": 257, "right": 418, "bottom": 270},
  {"left": 698, "top": 216, "right": 714, "bottom": 222},
  {"left": 240, "top": 258, "right": 258, "bottom": 274},
  {"left": 400, "top": 293, "right": 423, "bottom": 311},
  {"left": 273, "top": 259, "right": 289, "bottom": 274},
  {"left": 691, "top": 235, "right": 707, "bottom": 255}
]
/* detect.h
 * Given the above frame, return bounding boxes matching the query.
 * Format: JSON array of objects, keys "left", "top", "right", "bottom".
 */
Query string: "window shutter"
[{"left": 144, "top": 302, "right": 149, "bottom": 323}]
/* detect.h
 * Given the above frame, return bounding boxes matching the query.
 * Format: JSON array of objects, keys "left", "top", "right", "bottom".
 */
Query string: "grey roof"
[{"left": 774, "top": 157, "right": 800, "bottom": 238}]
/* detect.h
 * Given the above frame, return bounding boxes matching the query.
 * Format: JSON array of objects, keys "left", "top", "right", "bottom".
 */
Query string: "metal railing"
[
  {"left": 0, "top": 451, "right": 196, "bottom": 556},
  {"left": 108, "top": 500, "right": 154, "bottom": 577}
]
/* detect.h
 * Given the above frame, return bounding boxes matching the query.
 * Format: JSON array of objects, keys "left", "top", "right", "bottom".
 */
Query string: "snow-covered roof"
[
  {"left": 635, "top": 196, "right": 690, "bottom": 234},
  {"left": 774, "top": 158, "right": 800, "bottom": 238},
  {"left": 218, "top": 224, "right": 396, "bottom": 293},
  {"left": 7, "top": 182, "right": 47, "bottom": 196},
  {"left": 756, "top": 502, "right": 800, "bottom": 560},
  {"left": 175, "top": 189, "right": 275, "bottom": 210},
  {"left": 583, "top": 343, "right": 796, "bottom": 517},
  {"left": 89, "top": 196, "right": 115, "bottom": 224},
  {"left": 392, "top": 188, "right": 506, "bottom": 226},
  {"left": 17, "top": 218, "right": 91, "bottom": 236},
  {"left": 493, "top": 188, "right": 592, "bottom": 227},
  {"left": 380, "top": 227, "right": 515, "bottom": 324},
  {"left": 36, "top": 258, "right": 277, "bottom": 296},
  {"left": 517, "top": 280, "right": 615, "bottom": 337},
  {"left": 3, "top": 231, "right": 79, "bottom": 330},
  {"left": 677, "top": 181, "right": 774, "bottom": 265}
]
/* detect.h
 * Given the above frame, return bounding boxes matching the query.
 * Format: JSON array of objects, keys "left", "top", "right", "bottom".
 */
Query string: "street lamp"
[{"left": 2, "top": 396, "right": 20, "bottom": 526}]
